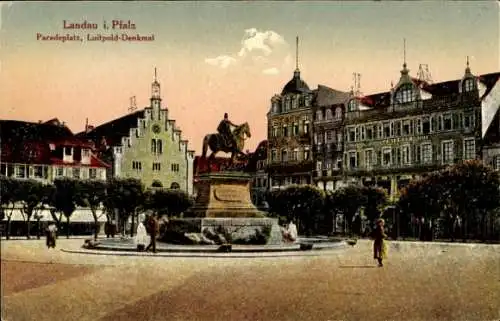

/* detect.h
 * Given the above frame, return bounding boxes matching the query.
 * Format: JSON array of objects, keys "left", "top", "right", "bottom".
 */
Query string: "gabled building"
[
  {"left": 266, "top": 38, "right": 349, "bottom": 190},
  {"left": 0, "top": 118, "right": 109, "bottom": 183},
  {"left": 79, "top": 70, "right": 195, "bottom": 194},
  {"left": 342, "top": 59, "right": 500, "bottom": 199}
]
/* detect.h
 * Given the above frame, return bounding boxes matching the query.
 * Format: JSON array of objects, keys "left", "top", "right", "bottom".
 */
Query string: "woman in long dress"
[
  {"left": 135, "top": 218, "right": 149, "bottom": 249},
  {"left": 372, "top": 218, "right": 388, "bottom": 267}
]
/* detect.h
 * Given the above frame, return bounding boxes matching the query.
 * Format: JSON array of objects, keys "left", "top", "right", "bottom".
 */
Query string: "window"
[
  {"left": 442, "top": 141, "right": 454, "bottom": 164},
  {"left": 16, "top": 165, "right": 26, "bottom": 178},
  {"left": 73, "top": 167, "right": 80, "bottom": 179},
  {"left": 415, "top": 119, "right": 422, "bottom": 135},
  {"left": 157, "top": 140, "right": 163, "bottom": 154},
  {"left": 348, "top": 151, "right": 357, "bottom": 169},
  {"left": 282, "top": 125, "right": 288, "bottom": 137},
  {"left": 151, "top": 139, "right": 156, "bottom": 153},
  {"left": 272, "top": 101, "right": 278, "bottom": 113},
  {"left": 335, "top": 107, "right": 342, "bottom": 119},
  {"left": 366, "top": 126, "right": 373, "bottom": 140},
  {"left": 293, "top": 122, "right": 299, "bottom": 136},
  {"left": 395, "top": 121, "right": 402, "bottom": 136},
  {"left": 422, "top": 118, "right": 430, "bottom": 134},
  {"left": 382, "top": 148, "right": 392, "bottom": 167},
  {"left": 89, "top": 168, "right": 97, "bottom": 179},
  {"left": 132, "top": 161, "right": 142, "bottom": 171},
  {"left": 303, "top": 149, "right": 310, "bottom": 160},
  {"left": 313, "top": 133, "right": 318, "bottom": 144},
  {"left": 153, "top": 163, "right": 161, "bottom": 171},
  {"left": 348, "top": 128, "right": 356, "bottom": 142},
  {"left": 377, "top": 124, "right": 383, "bottom": 139},
  {"left": 420, "top": 143, "right": 432, "bottom": 164},
  {"left": 463, "top": 138, "right": 475, "bottom": 160},
  {"left": 316, "top": 161, "right": 322, "bottom": 171},
  {"left": 438, "top": 115, "right": 443, "bottom": 131},
  {"left": 463, "top": 113, "right": 473, "bottom": 130},
  {"left": 34, "top": 166, "right": 43, "bottom": 178},
  {"left": 82, "top": 149, "right": 90, "bottom": 158},
  {"left": 292, "top": 148, "right": 299, "bottom": 161},
  {"left": 316, "top": 110, "right": 323, "bottom": 121},
  {"left": 396, "top": 85, "right": 416, "bottom": 103},
  {"left": 56, "top": 167, "right": 64, "bottom": 177},
  {"left": 348, "top": 99, "right": 357, "bottom": 112},
  {"left": 360, "top": 126, "right": 366, "bottom": 140},
  {"left": 464, "top": 78, "right": 475, "bottom": 92},
  {"left": 494, "top": 156, "right": 500, "bottom": 171},
  {"left": 383, "top": 122, "right": 391, "bottom": 138},
  {"left": 303, "top": 121, "right": 310, "bottom": 134},
  {"left": 170, "top": 182, "right": 180, "bottom": 189},
  {"left": 271, "top": 149, "right": 277, "bottom": 161},
  {"left": 401, "top": 145, "right": 411, "bottom": 165},
  {"left": 272, "top": 126, "right": 279, "bottom": 137},
  {"left": 305, "top": 95, "right": 312, "bottom": 107},
  {"left": 171, "top": 164, "right": 180, "bottom": 172},
  {"left": 364, "top": 149, "right": 374, "bottom": 168},
  {"left": 281, "top": 149, "right": 288, "bottom": 162},
  {"left": 443, "top": 114, "right": 452, "bottom": 130},
  {"left": 402, "top": 121, "right": 410, "bottom": 136},
  {"left": 325, "top": 109, "right": 333, "bottom": 120},
  {"left": 64, "top": 147, "right": 72, "bottom": 155},
  {"left": 325, "top": 161, "right": 332, "bottom": 169},
  {"left": 326, "top": 130, "right": 333, "bottom": 142}
]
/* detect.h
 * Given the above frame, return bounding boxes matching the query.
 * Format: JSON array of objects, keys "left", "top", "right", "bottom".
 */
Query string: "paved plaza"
[{"left": 1, "top": 238, "right": 499, "bottom": 321}]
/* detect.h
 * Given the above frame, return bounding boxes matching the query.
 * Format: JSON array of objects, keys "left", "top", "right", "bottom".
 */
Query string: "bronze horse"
[{"left": 201, "top": 122, "right": 251, "bottom": 166}]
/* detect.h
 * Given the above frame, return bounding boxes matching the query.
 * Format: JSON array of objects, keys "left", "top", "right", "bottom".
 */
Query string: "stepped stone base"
[{"left": 164, "top": 171, "right": 283, "bottom": 245}]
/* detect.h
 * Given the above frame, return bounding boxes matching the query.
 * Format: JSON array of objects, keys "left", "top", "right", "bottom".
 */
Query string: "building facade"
[
  {"left": 342, "top": 62, "right": 500, "bottom": 199},
  {"left": 0, "top": 118, "right": 109, "bottom": 183},
  {"left": 80, "top": 72, "right": 195, "bottom": 195}
]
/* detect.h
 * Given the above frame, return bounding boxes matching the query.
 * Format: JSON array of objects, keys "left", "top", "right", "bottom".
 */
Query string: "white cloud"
[
  {"left": 237, "top": 28, "right": 286, "bottom": 58},
  {"left": 262, "top": 67, "right": 280, "bottom": 75},
  {"left": 205, "top": 28, "right": 289, "bottom": 70},
  {"left": 204, "top": 55, "right": 237, "bottom": 69}
]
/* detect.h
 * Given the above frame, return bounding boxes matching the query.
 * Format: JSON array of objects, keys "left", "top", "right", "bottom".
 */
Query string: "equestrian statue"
[{"left": 201, "top": 113, "right": 251, "bottom": 169}]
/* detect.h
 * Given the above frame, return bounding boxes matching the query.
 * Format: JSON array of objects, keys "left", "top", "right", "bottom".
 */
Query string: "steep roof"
[
  {"left": 314, "top": 85, "right": 350, "bottom": 106},
  {"left": 281, "top": 70, "right": 311, "bottom": 95},
  {"left": 77, "top": 110, "right": 145, "bottom": 146},
  {"left": 0, "top": 119, "right": 74, "bottom": 142}
]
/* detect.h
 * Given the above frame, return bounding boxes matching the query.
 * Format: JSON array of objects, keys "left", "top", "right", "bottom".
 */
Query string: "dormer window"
[
  {"left": 272, "top": 101, "right": 278, "bottom": 113},
  {"left": 305, "top": 95, "right": 312, "bottom": 107},
  {"left": 335, "top": 107, "right": 342, "bottom": 119},
  {"left": 347, "top": 99, "right": 357, "bottom": 112},
  {"left": 316, "top": 110, "right": 323, "bottom": 121},
  {"left": 464, "top": 78, "right": 475, "bottom": 92},
  {"left": 325, "top": 109, "right": 333, "bottom": 120},
  {"left": 395, "top": 84, "right": 416, "bottom": 104},
  {"left": 82, "top": 149, "right": 90, "bottom": 158},
  {"left": 64, "top": 147, "right": 72, "bottom": 155}
]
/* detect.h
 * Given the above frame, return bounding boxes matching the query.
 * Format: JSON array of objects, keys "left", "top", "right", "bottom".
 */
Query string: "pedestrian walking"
[
  {"left": 145, "top": 215, "right": 159, "bottom": 253},
  {"left": 46, "top": 221, "right": 57, "bottom": 249},
  {"left": 372, "top": 218, "right": 388, "bottom": 267}
]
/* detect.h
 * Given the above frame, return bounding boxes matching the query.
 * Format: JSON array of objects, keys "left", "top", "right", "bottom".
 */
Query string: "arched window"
[
  {"left": 335, "top": 107, "right": 342, "bottom": 119},
  {"left": 325, "top": 108, "right": 333, "bottom": 120},
  {"left": 151, "top": 139, "right": 156, "bottom": 153},
  {"left": 152, "top": 180, "right": 163, "bottom": 188},
  {"left": 170, "top": 182, "right": 180, "bottom": 189},
  {"left": 157, "top": 139, "right": 163, "bottom": 154},
  {"left": 316, "top": 110, "right": 323, "bottom": 121}
]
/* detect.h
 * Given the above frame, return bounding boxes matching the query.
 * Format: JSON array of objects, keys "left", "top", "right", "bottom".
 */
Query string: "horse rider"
[{"left": 217, "top": 113, "right": 237, "bottom": 149}]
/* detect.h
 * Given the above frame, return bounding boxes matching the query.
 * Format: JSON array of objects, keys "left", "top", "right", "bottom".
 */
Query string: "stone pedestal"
[
  {"left": 165, "top": 171, "right": 283, "bottom": 245},
  {"left": 187, "top": 172, "right": 266, "bottom": 218}
]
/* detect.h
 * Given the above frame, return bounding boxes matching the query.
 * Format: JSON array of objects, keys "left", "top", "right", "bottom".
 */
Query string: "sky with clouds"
[{"left": 0, "top": 1, "right": 498, "bottom": 154}]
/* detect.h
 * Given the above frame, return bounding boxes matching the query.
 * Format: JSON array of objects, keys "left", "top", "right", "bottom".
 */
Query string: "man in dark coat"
[{"left": 145, "top": 215, "right": 159, "bottom": 253}]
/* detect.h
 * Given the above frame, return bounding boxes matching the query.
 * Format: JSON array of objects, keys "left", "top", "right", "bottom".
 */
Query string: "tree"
[
  {"left": 77, "top": 180, "right": 107, "bottom": 240},
  {"left": 266, "top": 185, "right": 325, "bottom": 235},
  {"left": 48, "top": 178, "right": 81, "bottom": 238},
  {"left": 0, "top": 177, "right": 21, "bottom": 239},
  {"left": 443, "top": 160, "right": 500, "bottom": 240},
  {"left": 144, "top": 188, "right": 194, "bottom": 218},
  {"left": 329, "top": 185, "right": 366, "bottom": 236},
  {"left": 17, "top": 179, "right": 50, "bottom": 239},
  {"left": 362, "top": 186, "right": 388, "bottom": 225},
  {"left": 106, "top": 178, "right": 144, "bottom": 237}
]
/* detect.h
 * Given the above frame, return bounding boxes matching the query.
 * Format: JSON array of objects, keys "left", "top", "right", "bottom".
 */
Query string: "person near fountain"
[
  {"left": 145, "top": 215, "right": 159, "bottom": 253},
  {"left": 283, "top": 220, "right": 298, "bottom": 243},
  {"left": 135, "top": 215, "right": 149, "bottom": 250},
  {"left": 372, "top": 218, "right": 388, "bottom": 267},
  {"left": 45, "top": 221, "right": 57, "bottom": 249}
]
